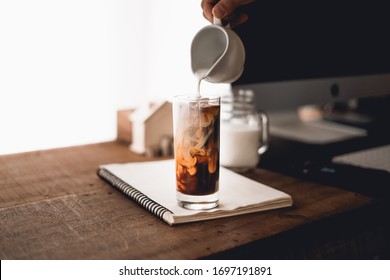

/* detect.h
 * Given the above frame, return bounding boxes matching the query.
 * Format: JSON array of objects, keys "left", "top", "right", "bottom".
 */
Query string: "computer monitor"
[{"left": 233, "top": 2, "right": 390, "bottom": 120}]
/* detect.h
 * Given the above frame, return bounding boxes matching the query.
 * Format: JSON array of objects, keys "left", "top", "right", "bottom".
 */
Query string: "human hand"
[{"left": 201, "top": 0, "right": 255, "bottom": 28}]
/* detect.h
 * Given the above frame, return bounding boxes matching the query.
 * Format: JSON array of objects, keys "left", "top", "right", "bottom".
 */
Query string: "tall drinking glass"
[{"left": 173, "top": 95, "right": 220, "bottom": 210}]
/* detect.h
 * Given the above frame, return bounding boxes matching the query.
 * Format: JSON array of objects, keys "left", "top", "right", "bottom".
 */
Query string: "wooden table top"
[{"left": 0, "top": 141, "right": 384, "bottom": 259}]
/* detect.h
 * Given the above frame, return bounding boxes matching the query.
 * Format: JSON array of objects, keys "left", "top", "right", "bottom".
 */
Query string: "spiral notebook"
[{"left": 97, "top": 160, "right": 293, "bottom": 225}]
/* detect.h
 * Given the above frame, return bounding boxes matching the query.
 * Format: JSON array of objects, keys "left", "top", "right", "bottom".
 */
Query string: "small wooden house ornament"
[{"left": 130, "top": 100, "right": 173, "bottom": 156}]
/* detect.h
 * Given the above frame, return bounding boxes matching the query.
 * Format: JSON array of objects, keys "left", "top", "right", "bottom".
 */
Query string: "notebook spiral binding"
[{"left": 97, "top": 168, "right": 172, "bottom": 221}]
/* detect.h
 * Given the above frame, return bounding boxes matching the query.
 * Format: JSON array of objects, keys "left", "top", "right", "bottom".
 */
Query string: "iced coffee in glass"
[{"left": 173, "top": 95, "right": 220, "bottom": 210}]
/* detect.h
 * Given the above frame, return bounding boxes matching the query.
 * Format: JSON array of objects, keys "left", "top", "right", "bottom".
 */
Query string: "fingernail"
[{"left": 213, "top": 5, "right": 226, "bottom": 19}]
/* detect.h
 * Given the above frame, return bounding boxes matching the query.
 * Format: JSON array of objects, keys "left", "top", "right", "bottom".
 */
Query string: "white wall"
[{"left": 0, "top": 0, "right": 227, "bottom": 155}]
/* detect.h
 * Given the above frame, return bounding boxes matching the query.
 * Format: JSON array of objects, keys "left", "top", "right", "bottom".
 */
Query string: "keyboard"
[
  {"left": 333, "top": 144, "right": 390, "bottom": 173},
  {"left": 287, "top": 144, "right": 390, "bottom": 197}
]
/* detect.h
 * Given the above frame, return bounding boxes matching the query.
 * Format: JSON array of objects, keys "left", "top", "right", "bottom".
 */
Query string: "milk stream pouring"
[
  {"left": 194, "top": 69, "right": 209, "bottom": 97},
  {"left": 191, "top": 18, "right": 265, "bottom": 172}
]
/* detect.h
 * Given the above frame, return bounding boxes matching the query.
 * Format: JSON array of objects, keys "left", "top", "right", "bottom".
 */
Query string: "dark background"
[
  {"left": 230, "top": 2, "right": 390, "bottom": 197},
  {"left": 233, "top": 2, "right": 390, "bottom": 85}
]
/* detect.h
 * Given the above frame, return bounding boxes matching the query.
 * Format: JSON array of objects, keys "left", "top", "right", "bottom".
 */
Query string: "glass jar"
[{"left": 220, "top": 89, "right": 269, "bottom": 172}]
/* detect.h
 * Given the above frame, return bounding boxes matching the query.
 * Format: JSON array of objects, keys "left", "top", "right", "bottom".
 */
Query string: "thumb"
[{"left": 212, "top": 0, "right": 245, "bottom": 19}]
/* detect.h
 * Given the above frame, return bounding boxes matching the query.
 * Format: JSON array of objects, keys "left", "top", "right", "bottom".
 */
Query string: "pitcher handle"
[
  {"left": 213, "top": 17, "right": 231, "bottom": 28},
  {"left": 213, "top": 17, "right": 223, "bottom": 26},
  {"left": 258, "top": 111, "right": 269, "bottom": 155}
]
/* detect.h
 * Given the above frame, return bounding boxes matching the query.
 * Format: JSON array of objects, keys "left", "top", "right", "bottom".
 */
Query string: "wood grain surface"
[{"left": 0, "top": 142, "right": 384, "bottom": 259}]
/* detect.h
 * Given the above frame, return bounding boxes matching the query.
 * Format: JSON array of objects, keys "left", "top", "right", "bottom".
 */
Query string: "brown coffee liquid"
[{"left": 175, "top": 104, "right": 220, "bottom": 196}]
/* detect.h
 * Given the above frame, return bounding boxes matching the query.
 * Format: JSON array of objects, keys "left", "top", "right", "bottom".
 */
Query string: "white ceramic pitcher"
[{"left": 191, "top": 18, "right": 246, "bottom": 84}]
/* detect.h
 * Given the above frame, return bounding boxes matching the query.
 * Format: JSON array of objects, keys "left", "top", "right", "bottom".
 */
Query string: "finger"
[
  {"left": 212, "top": 0, "right": 254, "bottom": 19},
  {"left": 202, "top": 11, "right": 212, "bottom": 23},
  {"left": 201, "top": 0, "right": 218, "bottom": 23}
]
